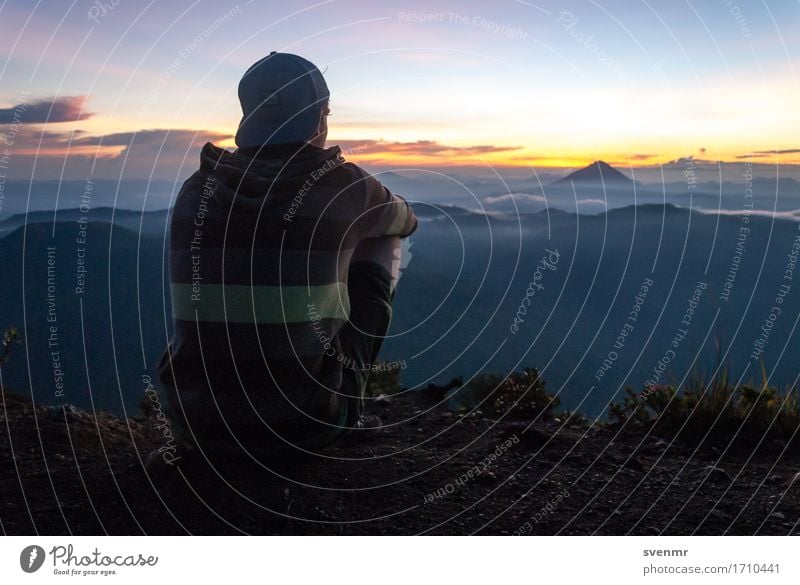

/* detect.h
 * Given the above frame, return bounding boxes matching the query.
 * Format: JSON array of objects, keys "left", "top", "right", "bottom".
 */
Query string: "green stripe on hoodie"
[{"left": 171, "top": 282, "right": 350, "bottom": 323}]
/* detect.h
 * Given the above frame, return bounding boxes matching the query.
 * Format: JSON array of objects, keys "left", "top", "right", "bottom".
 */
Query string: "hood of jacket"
[{"left": 197, "top": 141, "right": 345, "bottom": 209}]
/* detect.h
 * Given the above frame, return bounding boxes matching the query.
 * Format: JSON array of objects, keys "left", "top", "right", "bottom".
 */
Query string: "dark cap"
[{"left": 235, "top": 52, "right": 330, "bottom": 147}]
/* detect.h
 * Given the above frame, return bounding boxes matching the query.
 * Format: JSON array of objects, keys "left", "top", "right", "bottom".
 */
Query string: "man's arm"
[{"left": 359, "top": 173, "right": 418, "bottom": 239}]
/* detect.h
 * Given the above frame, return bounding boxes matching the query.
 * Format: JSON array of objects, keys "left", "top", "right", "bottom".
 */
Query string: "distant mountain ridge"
[{"left": 2, "top": 201, "right": 798, "bottom": 418}]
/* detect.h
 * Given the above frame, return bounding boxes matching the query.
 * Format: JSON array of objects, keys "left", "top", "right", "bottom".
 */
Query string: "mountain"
[
  {"left": 1, "top": 203, "right": 799, "bottom": 420},
  {"left": 554, "top": 160, "right": 634, "bottom": 186},
  {"left": 0, "top": 221, "right": 170, "bottom": 414},
  {"left": 0, "top": 207, "right": 170, "bottom": 237},
  {"left": 0, "top": 180, "right": 178, "bottom": 219}
]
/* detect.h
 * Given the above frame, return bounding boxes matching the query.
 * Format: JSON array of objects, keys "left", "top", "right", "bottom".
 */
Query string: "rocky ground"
[{"left": 1, "top": 386, "right": 799, "bottom": 535}]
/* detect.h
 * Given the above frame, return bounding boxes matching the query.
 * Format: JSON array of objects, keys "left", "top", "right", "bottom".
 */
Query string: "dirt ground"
[{"left": 2, "top": 387, "right": 798, "bottom": 535}]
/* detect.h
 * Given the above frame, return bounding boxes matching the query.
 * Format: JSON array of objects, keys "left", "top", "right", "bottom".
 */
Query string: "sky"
[{"left": 1, "top": 0, "right": 799, "bottom": 183}]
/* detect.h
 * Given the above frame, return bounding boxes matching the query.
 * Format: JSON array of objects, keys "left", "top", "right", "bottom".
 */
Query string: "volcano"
[{"left": 555, "top": 160, "right": 634, "bottom": 185}]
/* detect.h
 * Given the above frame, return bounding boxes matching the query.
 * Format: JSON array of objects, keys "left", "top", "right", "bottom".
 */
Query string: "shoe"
[
  {"left": 329, "top": 413, "right": 383, "bottom": 448},
  {"left": 355, "top": 414, "right": 383, "bottom": 430}
]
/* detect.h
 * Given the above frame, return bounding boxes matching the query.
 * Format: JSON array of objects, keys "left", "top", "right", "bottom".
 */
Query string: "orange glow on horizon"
[
  {"left": 339, "top": 145, "right": 800, "bottom": 169},
  {"left": 15, "top": 145, "right": 125, "bottom": 158},
  {"left": 18, "top": 129, "right": 800, "bottom": 171}
]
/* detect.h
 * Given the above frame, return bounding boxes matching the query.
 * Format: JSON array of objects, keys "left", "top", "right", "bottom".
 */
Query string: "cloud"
[
  {"left": 696, "top": 207, "right": 800, "bottom": 221},
  {"left": 0, "top": 96, "right": 93, "bottom": 124},
  {"left": 661, "top": 156, "right": 720, "bottom": 167},
  {"left": 736, "top": 149, "right": 800, "bottom": 159},
  {"left": 8, "top": 131, "right": 520, "bottom": 180},
  {"left": 484, "top": 192, "right": 546, "bottom": 204},
  {"left": 8, "top": 128, "right": 229, "bottom": 157},
  {"left": 73, "top": 129, "right": 231, "bottom": 177},
  {"left": 73, "top": 128, "right": 228, "bottom": 149},
  {"left": 2, "top": 128, "right": 230, "bottom": 180},
  {"left": 336, "top": 139, "right": 522, "bottom": 158}
]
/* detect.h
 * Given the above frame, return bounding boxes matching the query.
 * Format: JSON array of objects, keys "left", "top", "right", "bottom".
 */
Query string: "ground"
[{"left": 1, "top": 387, "right": 798, "bottom": 535}]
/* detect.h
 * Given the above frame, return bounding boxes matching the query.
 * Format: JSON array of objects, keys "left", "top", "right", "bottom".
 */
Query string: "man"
[{"left": 157, "top": 52, "right": 417, "bottom": 460}]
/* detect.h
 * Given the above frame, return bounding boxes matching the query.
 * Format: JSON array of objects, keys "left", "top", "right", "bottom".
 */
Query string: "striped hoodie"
[{"left": 158, "top": 141, "right": 417, "bottom": 423}]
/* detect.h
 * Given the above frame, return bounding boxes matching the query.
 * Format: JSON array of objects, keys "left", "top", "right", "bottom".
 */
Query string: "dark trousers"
[{"left": 337, "top": 260, "right": 394, "bottom": 427}]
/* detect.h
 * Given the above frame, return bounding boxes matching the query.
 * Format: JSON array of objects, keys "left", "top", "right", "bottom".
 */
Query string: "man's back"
[{"left": 158, "top": 140, "right": 416, "bottom": 433}]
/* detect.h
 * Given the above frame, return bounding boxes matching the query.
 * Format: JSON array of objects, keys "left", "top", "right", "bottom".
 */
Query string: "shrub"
[
  {"left": 0, "top": 327, "right": 19, "bottom": 366},
  {"left": 461, "top": 367, "right": 560, "bottom": 420},
  {"left": 608, "top": 370, "right": 800, "bottom": 447},
  {"left": 364, "top": 361, "right": 404, "bottom": 397}
]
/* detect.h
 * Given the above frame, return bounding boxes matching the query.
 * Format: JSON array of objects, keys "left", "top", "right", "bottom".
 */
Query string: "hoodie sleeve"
[{"left": 359, "top": 172, "right": 418, "bottom": 239}]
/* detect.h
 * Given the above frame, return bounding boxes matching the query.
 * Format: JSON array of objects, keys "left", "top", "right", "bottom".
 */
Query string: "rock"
[
  {"left": 767, "top": 439, "right": 788, "bottom": 451},
  {"left": 623, "top": 457, "right": 645, "bottom": 473},
  {"left": 500, "top": 423, "right": 551, "bottom": 447},
  {"left": 477, "top": 471, "right": 497, "bottom": 483},
  {"left": 45, "top": 405, "right": 65, "bottom": 418},
  {"left": 704, "top": 465, "right": 732, "bottom": 484},
  {"left": 524, "top": 426, "right": 551, "bottom": 445}
]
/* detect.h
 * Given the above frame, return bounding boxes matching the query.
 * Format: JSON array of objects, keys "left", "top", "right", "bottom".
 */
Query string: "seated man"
[{"left": 157, "top": 52, "right": 417, "bottom": 460}]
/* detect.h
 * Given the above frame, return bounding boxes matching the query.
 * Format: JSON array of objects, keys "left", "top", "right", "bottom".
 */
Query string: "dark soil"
[{"left": 2, "top": 386, "right": 798, "bottom": 535}]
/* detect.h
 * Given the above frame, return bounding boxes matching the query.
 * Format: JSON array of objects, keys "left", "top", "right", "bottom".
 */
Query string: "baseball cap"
[{"left": 235, "top": 52, "right": 330, "bottom": 147}]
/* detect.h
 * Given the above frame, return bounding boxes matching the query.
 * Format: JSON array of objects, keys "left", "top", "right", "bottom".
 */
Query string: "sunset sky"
[{"left": 1, "top": 0, "right": 799, "bottom": 181}]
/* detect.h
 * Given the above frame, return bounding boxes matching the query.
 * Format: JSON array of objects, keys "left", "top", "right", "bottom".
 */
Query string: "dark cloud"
[
  {"left": 661, "top": 156, "right": 719, "bottom": 168},
  {"left": 336, "top": 139, "right": 522, "bottom": 157},
  {"left": 73, "top": 128, "right": 229, "bottom": 148},
  {"left": 462, "top": 144, "right": 523, "bottom": 154},
  {"left": 2, "top": 128, "right": 230, "bottom": 180},
  {"left": 7, "top": 128, "right": 228, "bottom": 157},
  {"left": 736, "top": 149, "right": 800, "bottom": 159},
  {"left": 0, "top": 96, "right": 93, "bottom": 124}
]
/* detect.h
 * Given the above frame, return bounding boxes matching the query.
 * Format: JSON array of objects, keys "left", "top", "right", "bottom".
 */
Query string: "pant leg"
[{"left": 337, "top": 260, "right": 395, "bottom": 426}]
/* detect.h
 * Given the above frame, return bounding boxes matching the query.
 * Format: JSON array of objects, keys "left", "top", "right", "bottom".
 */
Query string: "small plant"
[
  {"left": 556, "top": 409, "right": 588, "bottom": 427},
  {"left": 608, "top": 369, "right": 800, "bottom": 447},
  {"left": 461, "top": 367, "right": 560, "bottom": 420},
  {"left": 0, "top": 327, "right": 20, "bottom": 366},
  {"left": 364, "top": 361, "right": 404, "bottom": 397}
]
